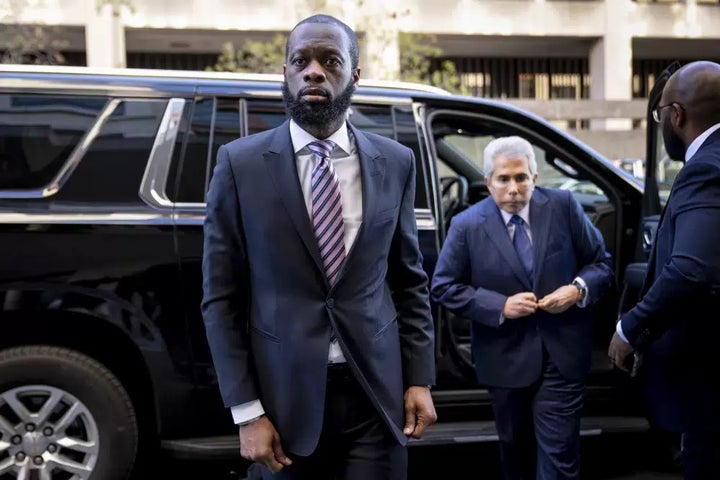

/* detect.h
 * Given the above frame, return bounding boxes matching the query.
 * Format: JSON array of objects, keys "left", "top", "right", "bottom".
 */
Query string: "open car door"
[{"left": 618, "top": 61, "right": 683, "bottom": 313}]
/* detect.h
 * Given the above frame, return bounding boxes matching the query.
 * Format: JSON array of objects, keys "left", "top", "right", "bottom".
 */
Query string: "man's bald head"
[{"left": 664, "top": 61, "right": 720, "bottom": 131}]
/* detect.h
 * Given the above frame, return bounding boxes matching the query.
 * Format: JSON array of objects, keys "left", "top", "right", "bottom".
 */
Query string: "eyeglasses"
[{"left": 652, "top": 102, "right": 685, "bottom": 123}]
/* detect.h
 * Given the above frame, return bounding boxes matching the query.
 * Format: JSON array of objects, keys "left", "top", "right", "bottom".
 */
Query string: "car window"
[
  {"left": 0, "top": 94, "right": 107, "bottom": 190},
  {"left": 56, "top": 99, "right": 168, "bottom": 203},
  {"left": 653, "top": 122, "right": 683, "bottom": 206},
  {"left": 435, "top": 119, "right": 608, "bottom": 206},
  {"left": 349, "top": 104, "right": 429, "bottom": 209},
  {"left": 168, "top": 97, "right": 241, "bottom": 203},
  {"left": 246, "top": 99, "right": 287, "bottom": 136}
]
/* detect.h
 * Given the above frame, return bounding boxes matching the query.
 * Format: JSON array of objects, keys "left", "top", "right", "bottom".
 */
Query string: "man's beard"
[
  {"left": 282, "top": 80, "right": 355, "bottom": 129},
  {"left": 662, "top": 118, "right": 687, "bottom": 162}
]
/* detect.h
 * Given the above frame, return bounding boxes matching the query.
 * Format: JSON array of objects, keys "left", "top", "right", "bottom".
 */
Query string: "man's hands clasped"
[{"left": 503, "top": 284, "right": 582, "bottom": 319}]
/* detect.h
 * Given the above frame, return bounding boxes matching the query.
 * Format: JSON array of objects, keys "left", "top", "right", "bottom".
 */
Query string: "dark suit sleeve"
[
  {"left": 430, "top": 216, "right": 508, "bottom": 328},
  {"left": 566, "top": 191, "right": 613, "bottom": 303},
  {"left": 386, "top": 149, "right": 436, "bottom": 388},
  {"left": 201, "top": 145, "right": 257, "bottom": 407},
  {"left": 621, "top": 161, "right": 720, "bottom": 348}
]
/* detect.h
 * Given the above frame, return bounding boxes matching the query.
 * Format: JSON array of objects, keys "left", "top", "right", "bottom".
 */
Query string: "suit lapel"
[
  {"left": 263, "top": 121, "right": 326, "bottom": 281},
  {"left": 334, "top": 124, "right": 386, "bottom": 283},
  {"left": 528, "top": 191, "right": 551, "bottom": 285},
  {"left": 484, "top": 203, "right": 533, "bottom": 290}
]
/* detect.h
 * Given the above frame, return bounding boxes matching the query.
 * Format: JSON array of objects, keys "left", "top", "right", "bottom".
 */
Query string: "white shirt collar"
[
  {"left": 289, "top": 119, "right": 351, "bottom": 156},
  {"left": 685, "top": 122, "right": 720, "bottom": 162},
  {"left": 500, "top": 204, "right": 531, "bottom": 227}
]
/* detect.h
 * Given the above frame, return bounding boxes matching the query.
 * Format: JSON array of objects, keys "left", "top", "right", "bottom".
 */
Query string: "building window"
[{"left": 434, "top": 57, "right": 589, "bottom": 99}]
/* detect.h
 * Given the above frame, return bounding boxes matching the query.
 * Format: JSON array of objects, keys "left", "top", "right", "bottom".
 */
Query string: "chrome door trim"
[
  {"left": 172, "top": 208, "right": 437, "bottom": 229},
  {"left": 0, "top": 207, "right": 436, "bottom": 229},
  {"left": 0, "top": 211, "right": 174, "bottom": 225},
  {"left": 414, "top": 208, "right": 437, "bottom": 230},
  {"left": 138, "top": 98, "right": 187, "bottom": 209}
]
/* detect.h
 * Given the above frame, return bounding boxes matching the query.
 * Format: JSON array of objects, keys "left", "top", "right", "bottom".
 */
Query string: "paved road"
[{"left": 159, "top": 431, "right": 682, "bottom": 479}]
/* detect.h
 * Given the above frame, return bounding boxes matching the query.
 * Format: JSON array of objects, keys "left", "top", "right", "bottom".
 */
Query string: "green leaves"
[{"left": 206, "top": 35, "right": 286, "bottom": 74}]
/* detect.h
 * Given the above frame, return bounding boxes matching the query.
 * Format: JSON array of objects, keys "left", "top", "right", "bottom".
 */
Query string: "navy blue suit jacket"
[
  {"left": 621, "top": 129, "right": 720, "bottom": 432},
  {"left": 201, "top": 121, "right": 435, "bottom": 455},
  {"left": 431, "top": 188, "right": 613, "bottom": 388}
]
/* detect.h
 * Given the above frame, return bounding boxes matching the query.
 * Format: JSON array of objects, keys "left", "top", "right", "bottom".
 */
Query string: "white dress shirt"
[
  {"left": 615, "top": 122, "right": 720, "bottom": 343},
  {"left": 231, "top": 120, "right": 363, "bottom": 424}
]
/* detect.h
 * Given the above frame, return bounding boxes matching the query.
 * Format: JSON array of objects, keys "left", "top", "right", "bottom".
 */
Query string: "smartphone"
[{"left": 619, "top": 351, "right": 643, "bottom": 377}]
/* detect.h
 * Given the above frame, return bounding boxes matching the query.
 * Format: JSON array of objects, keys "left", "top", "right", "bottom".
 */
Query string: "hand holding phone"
[{"left": 618, "top": 351, "right": 643, "bottom": 377}]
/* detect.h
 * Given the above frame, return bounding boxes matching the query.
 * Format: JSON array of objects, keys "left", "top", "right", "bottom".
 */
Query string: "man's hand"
[
  {"left": 238, "top": 416, "right": 292, "bottom": 474},
  {"left": 608, "top": 331, "right": 634, "bottom": 371},
  {"left": 537, "top": 285, "right": 579, "bottom": 314},
  {"left": 403, "top": 386, "right": 437, "bottom": 439},
  {"left": 503, "top": 292, "right": 538, "bottom": 319}
]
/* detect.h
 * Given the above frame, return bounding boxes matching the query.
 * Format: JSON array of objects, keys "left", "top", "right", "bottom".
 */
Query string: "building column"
[
  {"left": 589, "top": 0, "right": 632, "bottom": 131},
  {"left": 354, "top": 0, "right": 401, "bottom": 80},
  {"left": 85, "top": 0, "right": 126, "bottom": 68},
  {"left": 685, "top": 0, "right": 700, "bottom": 36}
]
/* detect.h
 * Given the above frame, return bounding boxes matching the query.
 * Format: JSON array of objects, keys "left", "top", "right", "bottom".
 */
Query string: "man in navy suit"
[
  {"left": 201, "top": 14, "right": 437, "bottom": 480},
  {"left": 609, "top": 61, "right": 720, "bottom": 479},
  {"left": 431, "top": 136, "right": 613, "bottom": 480}
]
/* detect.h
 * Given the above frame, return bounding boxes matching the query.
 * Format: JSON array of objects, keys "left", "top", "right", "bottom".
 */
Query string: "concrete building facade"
[{"left": 2, "top": 0, "right": 720, "bottom": 158}]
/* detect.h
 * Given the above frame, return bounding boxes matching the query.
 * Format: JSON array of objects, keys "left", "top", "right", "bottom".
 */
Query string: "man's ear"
[
  {"left": 283, "top": 64, "right": 287, "bottom": 75},
  {"left": 672, "top": 103, "right": 686, "bottom": 128},
  {"left": 353, "top": 68, "right": 360, "bottom": 86}
]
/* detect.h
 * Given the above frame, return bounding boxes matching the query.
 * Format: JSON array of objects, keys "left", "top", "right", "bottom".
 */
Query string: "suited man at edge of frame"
[
  {"left": 609, "top": 60, "right": 720, "bottom": 480},
  {"left": 431, "top": 135, "right": 613, "bottom": 480},
  {"left": 201, "top": 13, "right": 437, "bottom": 480}
]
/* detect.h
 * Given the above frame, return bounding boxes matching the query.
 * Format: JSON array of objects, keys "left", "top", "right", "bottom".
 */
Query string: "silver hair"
[{"left": 483, "top": 136, "right": 538, "bottom": 179}]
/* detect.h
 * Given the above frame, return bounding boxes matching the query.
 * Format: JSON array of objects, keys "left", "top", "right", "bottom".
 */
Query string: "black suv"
[{"left": 0, "top": 65, "right": 661, "bottom": 479}]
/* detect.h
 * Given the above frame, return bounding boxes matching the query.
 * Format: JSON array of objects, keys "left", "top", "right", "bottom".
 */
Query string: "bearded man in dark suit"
[
  {"left": 609, "top": 60, "right": 720, "bottom": 480},
  {"left": 201, "top": 14, "right": 436, "bottom": 480}
]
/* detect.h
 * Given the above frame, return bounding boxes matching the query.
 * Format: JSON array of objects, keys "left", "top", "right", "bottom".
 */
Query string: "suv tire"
[{"left": 0, "top": 345, "right": 138, "bottom": 480}]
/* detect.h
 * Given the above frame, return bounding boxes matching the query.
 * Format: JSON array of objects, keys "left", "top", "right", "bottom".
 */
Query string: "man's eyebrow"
[{"left": 291, "top": 45, "right": 343, "bottom": 55}]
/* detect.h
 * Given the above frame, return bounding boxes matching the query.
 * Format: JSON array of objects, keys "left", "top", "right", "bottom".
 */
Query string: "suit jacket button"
[{"left": 326, "top": 298, "right": 334, "bottom": 309}]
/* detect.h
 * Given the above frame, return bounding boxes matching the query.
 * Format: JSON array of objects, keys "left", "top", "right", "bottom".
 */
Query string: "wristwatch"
[{"left": 571, "top": 279, "right": 587, "bottom": 302}]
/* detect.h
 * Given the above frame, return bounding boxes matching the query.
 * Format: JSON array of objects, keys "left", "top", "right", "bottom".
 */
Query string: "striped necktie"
[{"left": 308, "top": 140, "right": 345, "bottom": 286}]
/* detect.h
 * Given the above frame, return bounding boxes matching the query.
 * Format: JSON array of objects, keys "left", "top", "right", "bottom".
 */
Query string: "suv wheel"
[{"left": 0, "top": 346, "right": 138, "bottom": 480}]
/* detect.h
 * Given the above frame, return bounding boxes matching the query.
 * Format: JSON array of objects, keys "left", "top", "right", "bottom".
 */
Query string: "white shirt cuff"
[
  {"left": 615, "top": 319, "right": 629, "bottom": 343},
  {"left": 573, "top": 276, "right": 590, "bottom": 308},
  {"left": 231, "top": 400, "right": 265, "bottom": 425}
]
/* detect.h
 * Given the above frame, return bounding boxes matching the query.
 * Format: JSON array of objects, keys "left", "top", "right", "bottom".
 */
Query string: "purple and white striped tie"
[{"left": 309, "top": 140, "right": 345, "bottom": 286}]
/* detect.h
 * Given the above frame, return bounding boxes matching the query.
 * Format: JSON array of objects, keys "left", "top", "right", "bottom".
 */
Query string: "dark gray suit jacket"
[{"left": 201, "top": 120, "right": 435, "bottom": 455}]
